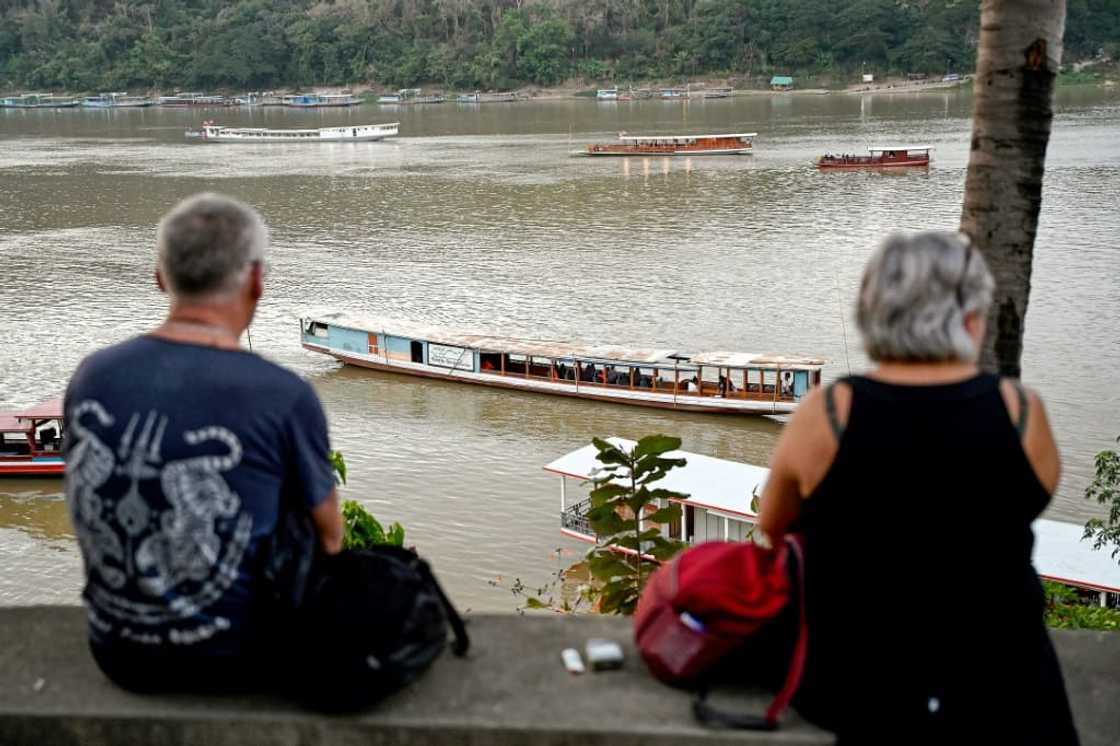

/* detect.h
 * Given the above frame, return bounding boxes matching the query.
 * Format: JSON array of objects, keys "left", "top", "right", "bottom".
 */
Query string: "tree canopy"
[{"left": 1, "top": 0, "right": 1117, "bottom": 92}]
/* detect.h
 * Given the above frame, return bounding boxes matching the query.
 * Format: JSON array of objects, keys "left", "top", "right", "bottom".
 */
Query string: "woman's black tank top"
[{"left": 793, "top": 374, "right": 1078, "bottom": 744}]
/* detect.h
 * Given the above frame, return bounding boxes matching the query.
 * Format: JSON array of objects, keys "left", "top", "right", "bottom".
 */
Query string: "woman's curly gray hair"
[{"left": 856, "top": 231, "right": 994, "bottom": 363}]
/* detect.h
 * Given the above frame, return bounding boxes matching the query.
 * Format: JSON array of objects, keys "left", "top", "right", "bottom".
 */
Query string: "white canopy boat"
[
  {"left": 300, "top": 314, "right": 825, "bottom": 416},
  {"left": 548, "top": 438, "right": 1120, "bottom": 604},
  {"left": 186, "top": 121, "right": 399, "bottom": 143}
]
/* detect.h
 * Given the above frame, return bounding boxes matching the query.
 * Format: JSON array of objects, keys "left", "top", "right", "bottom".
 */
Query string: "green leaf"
[
  {"left": 523, "top": 597, "right": 550, "bottom": 610},
  {"left": 591, "top": 437, "right": 629, "bottom": 465},
  {"left": 328, "top": 450, "right": 348, "bottom": 486},
  {"left": 647, "top": 504, "right": 683, "bottom": 524},
  {"left": 648, "top": 540, "right": 687, "bottom": 561},
  {"left": 633, "top": 435, "right": 682, "bottom": 458},
  {"left": 589, "top": 483, "right": 628, "bottom": 503}
]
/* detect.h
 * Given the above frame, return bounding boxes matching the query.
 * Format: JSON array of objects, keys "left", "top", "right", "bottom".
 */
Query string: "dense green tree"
[{"left": 0, "top": 0, "right": 1116, "bottom": 91}]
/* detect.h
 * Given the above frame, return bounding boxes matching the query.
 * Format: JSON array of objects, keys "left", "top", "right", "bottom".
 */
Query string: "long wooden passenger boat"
[
  {"left": 186, "top": 121, "right": 399, "bottom": 143},
  {"left": 301, "top": 314, "right": 824, "bottom": 416},
  {"left": 817, "top": 146, "right": 931, "bottom": 169},
  {"left": 576, "top": 132, "right": 756, "bottom": 157},
  {"left": 548, "top": 438, "right": 1120, "bottom": 605},
  {"left": 0, "top": 398, "right": 64, "bottom": 477}
]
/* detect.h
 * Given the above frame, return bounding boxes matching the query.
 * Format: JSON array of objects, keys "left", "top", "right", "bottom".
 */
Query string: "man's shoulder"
[{"left": 71, "top": 337, "right": 316, "bottom": 406}]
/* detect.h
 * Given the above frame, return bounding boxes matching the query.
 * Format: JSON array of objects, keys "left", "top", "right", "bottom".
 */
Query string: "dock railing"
[{"left": 561, "top": 498, "right": 594, "bottom": 538}]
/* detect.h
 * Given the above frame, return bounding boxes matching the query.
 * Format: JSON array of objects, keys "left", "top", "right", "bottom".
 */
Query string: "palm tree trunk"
[{"left": 959, "top": 0, "right": 1066, "bottom": 377}]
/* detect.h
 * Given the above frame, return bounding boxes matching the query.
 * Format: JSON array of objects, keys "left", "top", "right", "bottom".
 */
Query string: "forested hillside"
[{"left": 2, "top": 0, "right": 1118, "bottom": 92}]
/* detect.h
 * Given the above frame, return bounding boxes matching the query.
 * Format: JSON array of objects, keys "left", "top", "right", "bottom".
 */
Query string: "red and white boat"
[
  {"left": 0, "top": 398, "right": 65, "bottom": 477},
  {"left": 817, "top": 145, "right": 931, "bottom": 169},
  {"left": 575, "top": 132, "right": 756, "bottom": 157}
]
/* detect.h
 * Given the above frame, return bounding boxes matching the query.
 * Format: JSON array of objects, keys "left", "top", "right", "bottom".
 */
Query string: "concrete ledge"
[
  {"left": 0, "top": 607, "right": 1117, "bottom": 745},
  {"left": 0, "top": 607, "right": 828, "bottom": 745}
]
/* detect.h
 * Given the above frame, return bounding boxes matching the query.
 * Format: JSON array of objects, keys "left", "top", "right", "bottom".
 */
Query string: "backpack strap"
[
  {"left": 692, "top": 535, "right": 808, "bottom": 730},
  {"left": 1003, "top": 378, "right": 1029, "bottom": 438}
]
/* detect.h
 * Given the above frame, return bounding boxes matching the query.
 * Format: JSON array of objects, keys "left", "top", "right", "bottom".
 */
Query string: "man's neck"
[{"left": 153, "top": 303, "right": 247, "bottom": 351}]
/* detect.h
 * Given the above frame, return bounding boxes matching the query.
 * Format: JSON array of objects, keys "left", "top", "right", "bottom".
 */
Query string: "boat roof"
[
  {"left": 868, "top": 145, "right": 932, "bottom": 152},
  {"left": 1034, "top": 518, "right": 1120, "bottom": 593},
  {"left": 0, "top": 398, "right": 63, "bottom": 432},
  {"left": 619, "top": 132, "right": 756, "bottom": 143},
  {"left": 309, "top": 312, "right": 820, "bottom": 369},
  {"left": 689, "top": 351, "right": 826, "bottom": 370},
  {"left": 544, "top": 438, "right": 768, "bottom": 520},
  {"left": 309, "top": 313, "right": 678, "bottom": 364},
  {"left": 0, "top": 414, "right": 26, "bottom": 433},
  {"left": 13, "top": 398, "right": 63, "bottom": 420},
  {"left": 545, "top": 440, "right": 1120, "bottom": 593}
]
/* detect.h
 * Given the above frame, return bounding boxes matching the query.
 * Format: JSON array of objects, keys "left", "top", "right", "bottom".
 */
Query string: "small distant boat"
[
  {"left": 817, "top": 146, "right": 932, "bottom": 169},
  {"left": 81, "top": 92, "right": 154, "bottom": 108},
  {"left": 283, "top": 93, "right": 360, "bottom": 108},
  {"left": 596, "top": 87, "right": 619, "bottom": 101},
  {"left": 659, "top": 87, "right": 689, "bottom": 99},
  {"left": 379, "top": 89, "right": 445, "bottom": 105},
  {"left": 574, "top": 131, "right": 757, "bottom": 157},
  {"left": 186, "top": 121, "right": 399, "bottom": 143},
  {"left": 0, "top": 93, "right": 80, "bottom": 109},
  {"left": 456, "top": 91, "right": 519, "bottom": 104},
  {"left": 158, "top": 92, "right": 231, "bottom": 107},
  {"left": 0, "top": 398, "right": 64, "bottom": 478},
  {"left": 704, "top": 87, "right": 734, "bottom": 99}
]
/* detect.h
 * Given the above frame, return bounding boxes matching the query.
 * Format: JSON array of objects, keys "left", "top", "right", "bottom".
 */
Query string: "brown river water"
[{"left": 1, "top": 88, "right": 1118, "bottom": 610}]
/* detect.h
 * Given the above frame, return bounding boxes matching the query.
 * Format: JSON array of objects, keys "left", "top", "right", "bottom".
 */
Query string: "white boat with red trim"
[
  {"left": 0, "top": 398, "right": 64, "bottom": 477},
  {"left": 300, "top": 314, "right": 824, "bottom": 416}
]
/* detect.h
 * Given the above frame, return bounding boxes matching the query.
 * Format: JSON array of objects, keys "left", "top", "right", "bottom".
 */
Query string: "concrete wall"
[{"left": 0, "top": 607, "right": 1116, "bottom": 746}]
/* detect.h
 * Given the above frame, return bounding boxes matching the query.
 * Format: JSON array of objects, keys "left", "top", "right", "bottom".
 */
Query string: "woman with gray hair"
[{"left": 759, "top": 232, "right": 1077, "bottom": 744}]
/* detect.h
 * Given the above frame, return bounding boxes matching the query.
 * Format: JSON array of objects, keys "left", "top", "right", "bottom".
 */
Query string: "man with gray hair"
[{"left": 64, "top": 193, "right": 342, "bottom": 691}]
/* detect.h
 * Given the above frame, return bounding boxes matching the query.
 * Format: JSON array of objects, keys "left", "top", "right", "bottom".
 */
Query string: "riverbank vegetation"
[{"left": 1, "top": 0, "right": 1118, "bottom": 92}]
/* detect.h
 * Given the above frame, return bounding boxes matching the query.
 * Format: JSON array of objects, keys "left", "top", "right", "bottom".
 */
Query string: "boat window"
[
  {"left": 305, "top": 321, "right": 329, "bottom": 338},
  {"left": 410, "top": 340, "right": 424, "bottom": 364},
  {"left": 479, "top": 352, "right": 501, "bottom": 373}
]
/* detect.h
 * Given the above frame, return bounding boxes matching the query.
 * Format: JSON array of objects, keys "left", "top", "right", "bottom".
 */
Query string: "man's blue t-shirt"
[{"left": 64, "top": 336, "right": 336, "bottom": 657}]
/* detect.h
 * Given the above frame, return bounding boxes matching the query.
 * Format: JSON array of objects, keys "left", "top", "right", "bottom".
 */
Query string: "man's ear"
[
  {"left": 155, "top": 269, "right": 167, "bottom": 293},
  {"left": 248, "top": 261, "right": 263, "bottom": 302}
]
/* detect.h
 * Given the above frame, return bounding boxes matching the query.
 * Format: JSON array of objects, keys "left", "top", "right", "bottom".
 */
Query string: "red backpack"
[{"left": 634, "top": 535, "right": 806, "bottom": 730}]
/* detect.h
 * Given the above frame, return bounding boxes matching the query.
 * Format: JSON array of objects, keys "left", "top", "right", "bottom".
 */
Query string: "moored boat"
[
  {"left": 283, "top": 92, "right": 360, "bottom": 108},
  {"left": 81, "top": 92, "right": 154, "bottom": 108},
  {"left": 158, "top": 92, "right": 231, "bottom": 107},
  {"left": 0, "top": 93, "right": 80, "bottom": 109},
  {"left": 186, "top": 121, "right": 399, "bottom": 143},
  {"left": 379, "top": 89, "right": 445, "bottom": 105},
  {"left": 817, "top": 146, "right": 932, "bottom": 169},
  {"left": 300, "top": 314, "right": 824, "bottom": 416},
  {"left": 703, "top": 87, "right": 734, "bottom": 99},
  {"left": 456, "top": 91, "right": 519, "bottom": 103},
  {"left": 0, "top": 399, "right": 64, "bottom": 477},
  {"left": 575, "top": 131, "right": 757, "bottom": 157},
  {"left": 596, "top": 87, "right": 619, "bottom": 100}
]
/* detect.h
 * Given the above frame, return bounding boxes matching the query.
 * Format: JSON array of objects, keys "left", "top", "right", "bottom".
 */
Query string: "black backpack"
[
  {"left": 263, "top": 511, "right": 469, "bottom": 711},
  {"left": 290, "top": 546, "right": 470, "bottom": 711}
]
